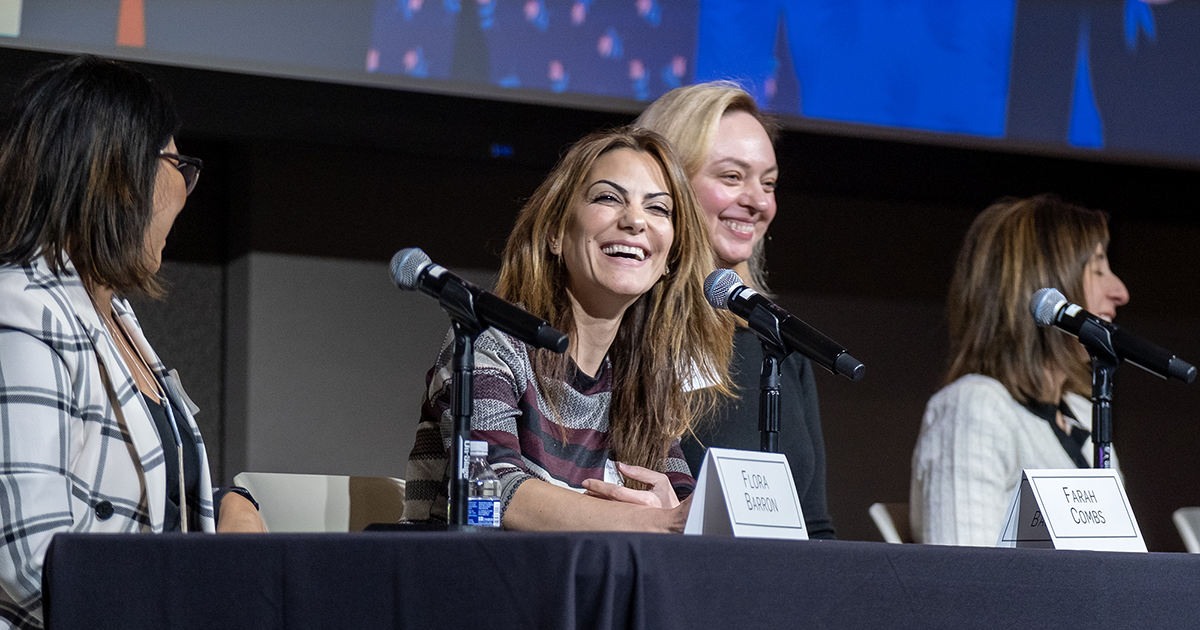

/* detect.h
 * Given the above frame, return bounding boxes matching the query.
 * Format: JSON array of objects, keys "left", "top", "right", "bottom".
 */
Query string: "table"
[{"left": 43, "top": 531, "right": 1200, "bottom": 629}]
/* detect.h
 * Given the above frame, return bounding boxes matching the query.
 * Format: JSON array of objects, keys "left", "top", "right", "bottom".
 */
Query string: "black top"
[
  {"left": 1022, "top": 399, "right": 1090, "bottom": 469},
  {"left": 142, "top": 393, "right": 202, "bottom": 532},
  {"left": 682, "top": 328, "right": 836, "bottom": 539}
]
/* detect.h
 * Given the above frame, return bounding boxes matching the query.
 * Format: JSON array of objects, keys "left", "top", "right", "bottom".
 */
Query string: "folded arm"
[{"left": 504, "top": 475, "right": 690, "bottom": 533}]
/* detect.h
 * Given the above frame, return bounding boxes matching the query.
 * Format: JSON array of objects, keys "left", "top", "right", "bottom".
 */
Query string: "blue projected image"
[
  {"left": 4, "top": 0, "right": 1196, "bottom": 163},
  {"left": 370, "top": 0, "right": 1020, "bottom": 137},
  {"left": 1068, "top": 17, "right": 1104, "bottom": 149},
  {"left": 694, "top": 0, "right": 1017, "bottom": 138},
  {"left": 366, "top": 0, "right": 1195, "bottom": 160},
  {"left": 368, "top": 0, "right": 694, "bottom": 99}
]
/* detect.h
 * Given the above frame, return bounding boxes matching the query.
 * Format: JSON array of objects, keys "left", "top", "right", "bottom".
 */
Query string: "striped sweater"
[{"left": 404, "top": 328, "right": 695, "bottom": 523}]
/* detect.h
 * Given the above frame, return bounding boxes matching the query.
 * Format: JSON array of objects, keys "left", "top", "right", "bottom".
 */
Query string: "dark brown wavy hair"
[
  {"left": 496, "top": 127, "right": 734, "bottom": 478},
  {"left": 946, "top": 194, "right": 1110, "bottom": 402},
  {"left": 0, "top": 55, "right": 179, "bottom": 296}
]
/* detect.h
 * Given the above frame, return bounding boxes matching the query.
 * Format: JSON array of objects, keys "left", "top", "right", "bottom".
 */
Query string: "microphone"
[
  {"left": 704, "top": 269, "right": 865, "bottom": 381},
  {"left": 1030, "top": 287, "right": 1195, "bottom": 383},
  {"left": 390, "top": 248, "right": 569, "bottom": 353}
]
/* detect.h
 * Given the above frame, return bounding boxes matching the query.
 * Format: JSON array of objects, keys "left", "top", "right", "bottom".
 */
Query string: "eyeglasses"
[{"left": 158, "top": 151, "right": 203, "bottom": 196}]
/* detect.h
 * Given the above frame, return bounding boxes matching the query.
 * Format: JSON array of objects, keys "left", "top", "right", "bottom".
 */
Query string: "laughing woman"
[{"left": 405, "top": 127, "right": 733, "bottom": 531}]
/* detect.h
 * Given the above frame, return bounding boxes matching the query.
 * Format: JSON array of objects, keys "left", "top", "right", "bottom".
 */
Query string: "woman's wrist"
[
  {"left": 216, "top": 492, "right": 267, "bottom": 533},
  {"left": 636, "top": 500, "right": 689, "bottom": 534}
]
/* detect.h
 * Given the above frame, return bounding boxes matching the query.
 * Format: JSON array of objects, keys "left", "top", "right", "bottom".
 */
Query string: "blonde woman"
[
  {"left": 405, "top": 127, "right": 732, "bottom": 531},
  {"left": 637, "top": 82, "right": 835, "bottom": 538}
]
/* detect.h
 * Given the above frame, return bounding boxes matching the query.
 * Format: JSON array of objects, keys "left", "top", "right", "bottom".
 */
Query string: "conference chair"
[
  {"left": 869, "top": 502, "right": 914, "bottom": 544},
  {"left": 1173, "top": 507, "right": 1200, "bottom": 553},
  {"left": 232, "top": 472, "right": 406, "bottom": 533}
]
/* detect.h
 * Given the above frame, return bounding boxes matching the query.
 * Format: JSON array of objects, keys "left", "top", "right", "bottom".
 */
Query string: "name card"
[
  {"left": 996, "top": 469, "right": 1146, "bottom": 552},
  {"left": 684, "top": 447, "right": 807, "bottom": 540}
]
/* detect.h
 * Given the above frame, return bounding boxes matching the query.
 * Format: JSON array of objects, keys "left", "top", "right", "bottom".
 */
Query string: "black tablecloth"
[{"left": 43, "top": 531, "right": 1200, "bottom": 629}]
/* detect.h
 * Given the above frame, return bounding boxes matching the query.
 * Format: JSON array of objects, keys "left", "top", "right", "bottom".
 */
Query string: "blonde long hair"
[
  {"left": 947, "top": 194, "right": 1110, "bottom": 402},
  {"left": 496, "top": 127, "right": 734, "bottom": 474},
  {"left": 635, "top": 80, "right": 779, "bottom": 293}
]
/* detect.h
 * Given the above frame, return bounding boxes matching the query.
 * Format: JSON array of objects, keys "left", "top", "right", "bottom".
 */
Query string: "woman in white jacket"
[
  {"left": 910, "top": 194, "right": 1129, "bottom": 546},
  {"left": 0, "top": 55, "right": 264, "bottom": 630}
]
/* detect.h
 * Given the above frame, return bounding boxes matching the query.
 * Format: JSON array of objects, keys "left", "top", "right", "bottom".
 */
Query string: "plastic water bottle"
[{"left": 467, "top": 440, "right": 501, "bottom": 528}]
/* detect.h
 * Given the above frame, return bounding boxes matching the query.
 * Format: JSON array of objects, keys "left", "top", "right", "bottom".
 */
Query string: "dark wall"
[{"left": 2, "top": 46, "right": 1197, "bottom": 549}]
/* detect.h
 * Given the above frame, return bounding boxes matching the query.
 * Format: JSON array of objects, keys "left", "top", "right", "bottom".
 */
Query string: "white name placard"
[
  {"left": 684, "top": 447, "right": 807, "bottom": 540},
  {"left": 997, "top": 469, "right": 1146, "bottom": 552}
]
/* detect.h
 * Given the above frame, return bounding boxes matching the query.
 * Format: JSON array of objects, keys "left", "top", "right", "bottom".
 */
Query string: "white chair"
[
  {"left": 233, "top": 472, "right": 405, "bottom": 533},
  {"left": 1173, "top": 507, "right": 1200, "bottom": 553},
  {"left": 869, "top": 502, "right": 913, "bottom": 544}
]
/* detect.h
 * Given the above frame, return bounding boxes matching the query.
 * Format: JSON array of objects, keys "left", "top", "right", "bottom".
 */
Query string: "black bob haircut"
[{"left": 0, "top": 54, "right": 180, "bottom": 296}]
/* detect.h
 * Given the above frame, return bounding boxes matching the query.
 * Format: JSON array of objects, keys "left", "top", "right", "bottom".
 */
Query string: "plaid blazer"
[{"left": 0, "top": 255, "right": 217, "bottom": 630}]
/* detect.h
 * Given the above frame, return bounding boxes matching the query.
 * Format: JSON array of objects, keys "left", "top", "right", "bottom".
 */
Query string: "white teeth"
[
  {"left": 722, "top": 220, "right": 754, "bottom": 235},
  {"left": 601, "top": 244, "right": 647, "bottom": 261}
]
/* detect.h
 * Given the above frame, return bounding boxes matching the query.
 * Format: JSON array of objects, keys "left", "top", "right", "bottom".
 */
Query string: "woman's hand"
[
  {"left": 581, "top": 462, "right": 681, "bottom": 509},
  {"left": 505, "top": 476, "right": 693, "bottom": 533},
  {"left": 216, "top": 492, "right": 267, "bottom": 533}
]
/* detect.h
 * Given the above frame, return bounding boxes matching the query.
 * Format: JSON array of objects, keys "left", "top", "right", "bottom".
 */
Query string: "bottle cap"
[{"left": 469, "top": 440, "right": 489, "bottom": 457}]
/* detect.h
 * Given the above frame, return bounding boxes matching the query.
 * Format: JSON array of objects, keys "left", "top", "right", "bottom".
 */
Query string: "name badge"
[
  {"left": 996, "top": 469, "right": 1146, "bottom": 552},
  {"left": 684, "top": 447, "right": 807, "bottom": 540}
]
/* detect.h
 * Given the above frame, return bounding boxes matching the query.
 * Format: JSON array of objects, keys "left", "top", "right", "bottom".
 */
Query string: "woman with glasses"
[
  {"left": 0, "top": 55, "right": 263, "bottom": 630},
  {"left": 404, "top": 127, "right": 733, "bottom": 530}
]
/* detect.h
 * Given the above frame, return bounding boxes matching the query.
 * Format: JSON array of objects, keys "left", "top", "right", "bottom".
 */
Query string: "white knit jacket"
[{"left": 909, "top": 374, "right": 1116, "bottom": 546}]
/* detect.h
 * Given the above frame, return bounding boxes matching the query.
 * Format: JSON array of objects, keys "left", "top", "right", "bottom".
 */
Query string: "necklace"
[
  {"left": 102, "top": 310, "right": 164, "bottom": 403},
  {"left": 91, "top": 295, "right": 190, "bottom": 532}
]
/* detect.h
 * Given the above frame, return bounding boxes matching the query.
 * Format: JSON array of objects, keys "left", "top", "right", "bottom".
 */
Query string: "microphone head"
[
  {"left": 1030, "top": 287, "right": 1067, "bottom": 328},
  {"left": 704, "top": 269, "right": 744, "bottom": 310},
  {"left": 390, "top": 248, "right": 432, "bottom": 290}
]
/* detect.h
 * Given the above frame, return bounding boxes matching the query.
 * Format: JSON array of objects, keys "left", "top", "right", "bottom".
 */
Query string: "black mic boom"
[
  {"left": 390, "top": 248, "right": 569, "bottom": 353},
  {"left": 704, "top": 269, "right": 865, "bottom": 381},
  {"left": 1030, "top": 287, "right": 1195, "bottom": 383}
]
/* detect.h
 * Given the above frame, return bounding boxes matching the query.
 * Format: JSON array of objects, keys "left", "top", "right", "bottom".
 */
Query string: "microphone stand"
[
  {"left": 434, "top": 280, "right": 485, "bottom": 527},
  {"left": 739, "top": 292, "right": 796, "bottom": 448},
  {"left": 759, "top": 343, "right": 786, "bottom": 453},
  {"left": 1077, "top": 318, "right": 1120, "bottom": 469},
  {"left": 743, "top": 300, "right": 793, "bottom": 454},
  {"left": 448, "top": 321, "right": 479, "bottom": 526}
]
